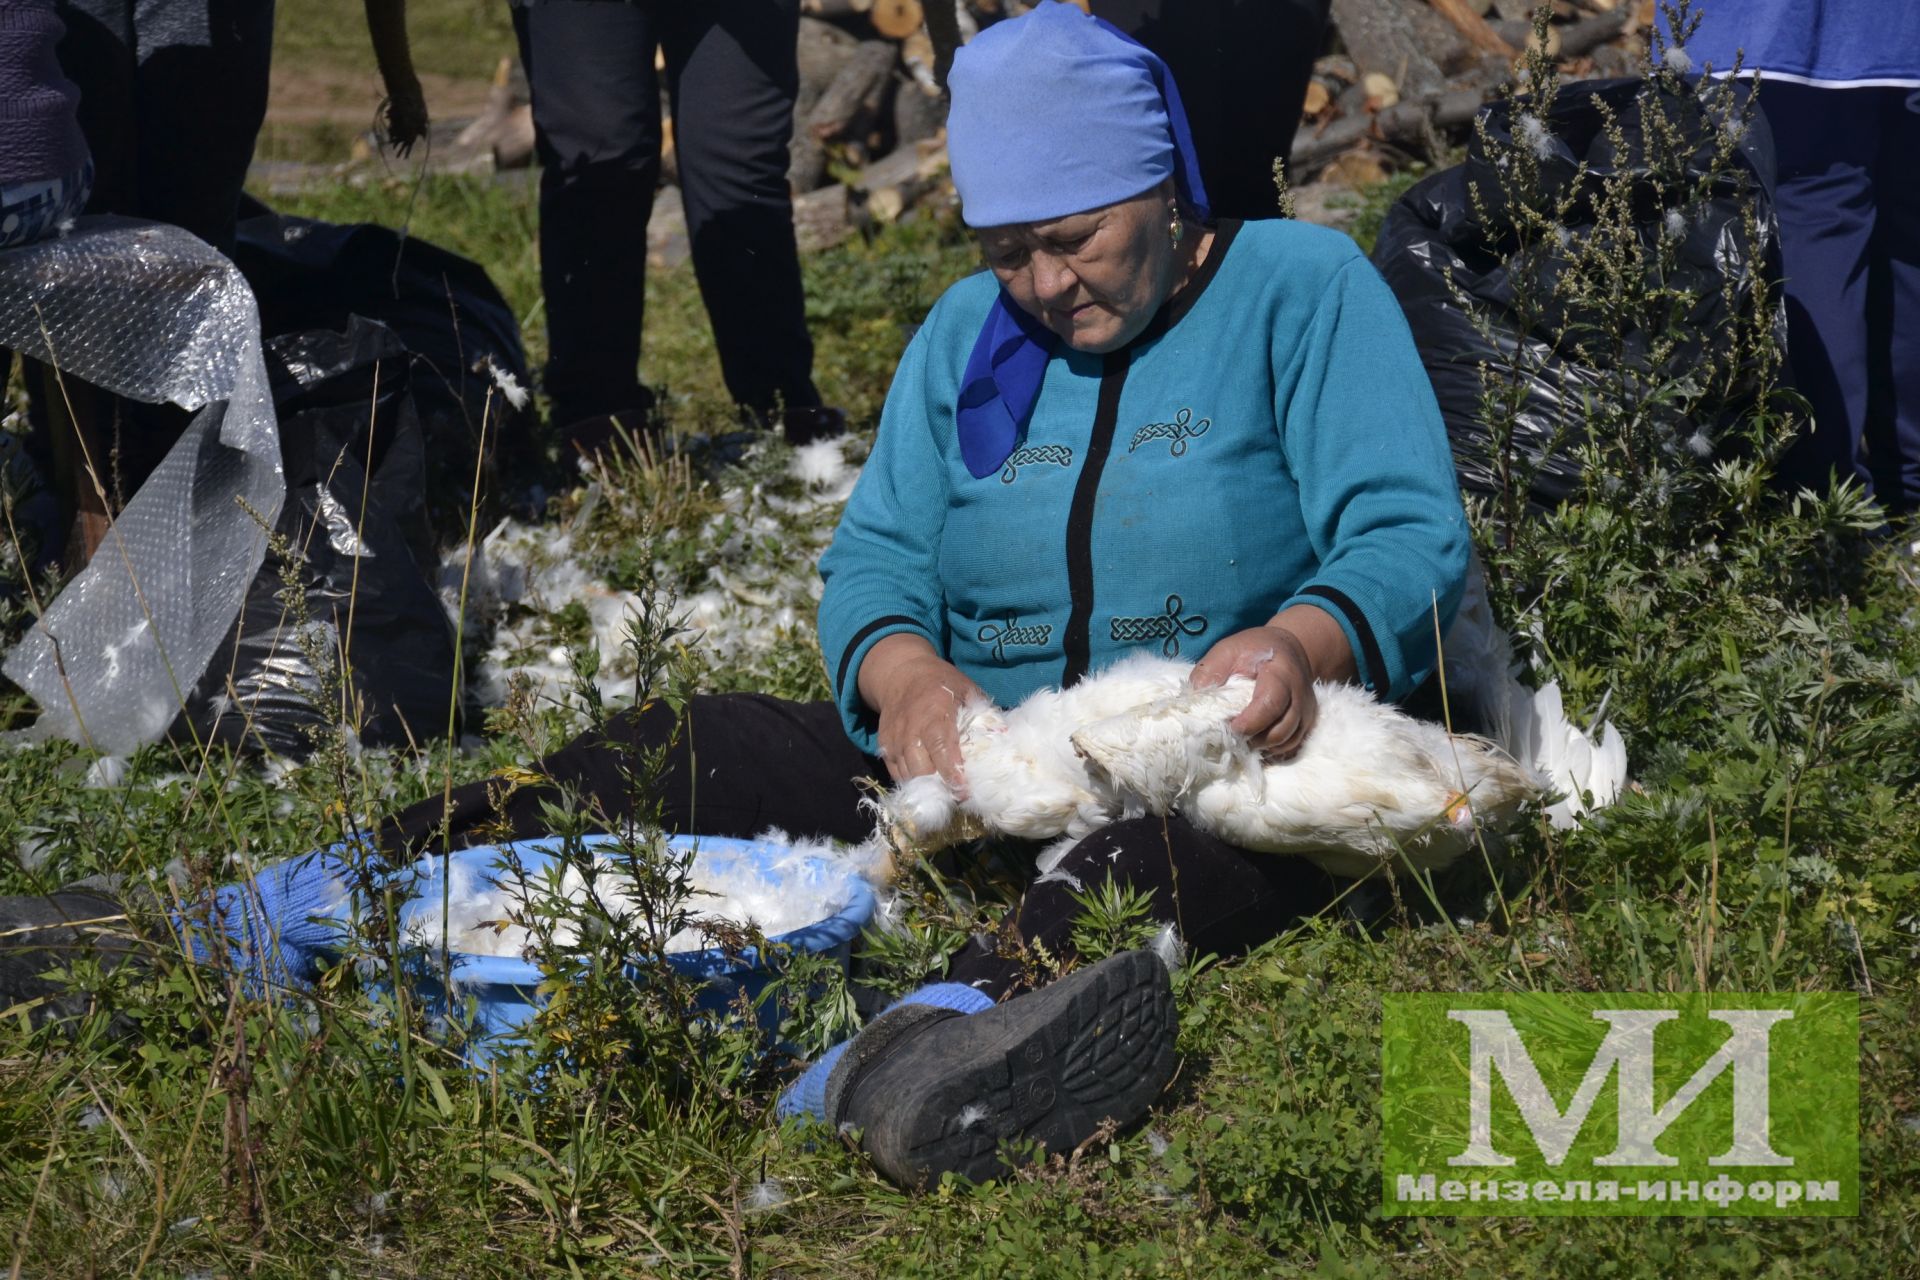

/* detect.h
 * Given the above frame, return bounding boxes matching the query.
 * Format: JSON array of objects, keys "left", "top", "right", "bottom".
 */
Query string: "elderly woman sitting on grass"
[{"left": 0, "top": 2, "right": 1467, "bottom": 1191}]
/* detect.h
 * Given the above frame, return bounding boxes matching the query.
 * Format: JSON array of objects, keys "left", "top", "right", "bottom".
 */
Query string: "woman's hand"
[
  {"left": 858, "top": 634, "right": 987, "bottom": 789},
  {"left": 1192, "top": 605, "right": 1357, "bottom": 760}
]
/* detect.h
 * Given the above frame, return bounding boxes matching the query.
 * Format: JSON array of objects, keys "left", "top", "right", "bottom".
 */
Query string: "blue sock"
[
  {"left": 176, "top": 846, "right": 356, "bottom": 989},
  {"left": 777, "top": 981, "right": 995, "bottom": 1123}
]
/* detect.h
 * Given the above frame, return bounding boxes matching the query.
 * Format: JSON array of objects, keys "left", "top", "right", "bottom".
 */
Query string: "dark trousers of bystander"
[
  {"left": 1765, "top": 82, "right": 1920, "bottom": 516},
  {"left": 511, "top": 0, "right": 822, "bottom": 430},
  {"left": 378, "top": 695, "right": 1344, "bottom": 1001},
  {"left": 1092, "top": 0, "right": 1331, "bottom": 222}
]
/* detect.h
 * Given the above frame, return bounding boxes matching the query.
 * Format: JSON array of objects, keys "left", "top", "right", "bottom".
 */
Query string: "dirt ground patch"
[{"left": 269, "top": 62, "right": 494, "bottom": 125}]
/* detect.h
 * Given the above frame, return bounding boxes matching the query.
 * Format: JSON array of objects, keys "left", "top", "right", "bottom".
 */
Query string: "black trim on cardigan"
[
  {"left": 1061, "top": 352, "right": 1131, "bottom": 687},
  {"left": 1056, "top": 221, "right": 1240, "bottom": 688},
  {"left": 836, "top": 615, "right": 930, "bottom": 700},
  {"left": 1297, "top": 584, "right": 1387, "bottom": 692}
]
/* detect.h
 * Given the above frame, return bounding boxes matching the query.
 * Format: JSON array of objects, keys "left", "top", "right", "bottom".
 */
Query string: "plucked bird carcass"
[{"left": 877, "top": 652, "right": 1539, "bottom": 878}]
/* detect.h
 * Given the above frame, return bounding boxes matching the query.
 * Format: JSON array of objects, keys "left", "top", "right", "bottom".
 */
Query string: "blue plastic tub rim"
[{"left": 394, "top": 832, "right": 878, "bottom": 987}]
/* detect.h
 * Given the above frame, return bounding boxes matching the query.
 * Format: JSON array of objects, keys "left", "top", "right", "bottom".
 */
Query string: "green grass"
[
  {"left": 2, "top": 149, "right": 1917, "bottom": 1277},
  {"left": 272, "top": 0, "right": 515, "bottom": 85}
]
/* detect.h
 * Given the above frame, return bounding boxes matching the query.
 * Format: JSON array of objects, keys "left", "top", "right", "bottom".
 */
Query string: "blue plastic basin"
[{"left": 394, "top": 833, "right": 875, "bottom": 1061}]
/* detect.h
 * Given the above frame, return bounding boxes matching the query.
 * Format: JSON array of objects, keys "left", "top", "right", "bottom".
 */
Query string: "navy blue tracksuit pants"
[{"left": 1766, "top": 82, "right": 1920, "bottom": 515}]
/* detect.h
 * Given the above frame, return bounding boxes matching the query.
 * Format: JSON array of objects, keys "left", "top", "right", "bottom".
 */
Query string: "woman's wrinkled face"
[{"left": 976, "top": 185, "right": 1178, "bottom": 353}]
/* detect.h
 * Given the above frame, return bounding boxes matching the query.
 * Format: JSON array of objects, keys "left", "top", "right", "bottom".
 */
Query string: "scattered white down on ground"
[
  {"left": 443, "top": 435, "right": 861, "bottom": 711},
  {"left": 401, "top": 828, "right": 862, "bottom": 958}
]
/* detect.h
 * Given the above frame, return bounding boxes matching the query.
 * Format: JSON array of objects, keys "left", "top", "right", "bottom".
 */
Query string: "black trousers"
[
  {"left": 1093, "top": 0, "right": 1331, "bottom": 221},
  {"left": 380, "top": 695, "right": 1342, "bottom": 999},
  {"left": 56, "top": 0, "right": 275, "bottom": 256},
  {"left": 512, "top": 0, "right": 822, "bottom": 425},
  {"left": 17, "top": 0, "right": 276, "bottom": 503}
]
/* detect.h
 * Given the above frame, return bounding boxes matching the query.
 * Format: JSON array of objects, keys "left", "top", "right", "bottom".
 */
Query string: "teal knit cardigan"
[{"left": 818, "top": 218, "right": 1469, "bottom": 755}]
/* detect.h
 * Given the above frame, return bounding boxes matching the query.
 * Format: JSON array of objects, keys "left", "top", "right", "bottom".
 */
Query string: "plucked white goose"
[
  {"left": 879, "top": 652, "right": 1537, "bottom": 878},
  {"left": 874, "top": 558, "right": 1628, "bottom": 877}
]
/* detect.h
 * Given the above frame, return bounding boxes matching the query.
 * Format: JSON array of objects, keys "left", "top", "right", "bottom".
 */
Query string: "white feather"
[{"left": 1442, "top": 551, "right": 1630, "bottom": 831}]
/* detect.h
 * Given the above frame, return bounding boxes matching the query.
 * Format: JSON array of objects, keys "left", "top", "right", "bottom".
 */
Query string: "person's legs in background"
[
  {"left": 123, "top": 0, "right": 276, "bottom": 256},
  {"left": 514, "top": 0, "right": 662, "bottom": 447},
  {"left": 1865, "top": 88, "right": 1920, "bottom": 518},
  {"left": 36, "top": 0, "right": 274, "bottom": 548},
  {"left": 1765, "top": 81, "right": 1882, "bottom": 500},
  {"left": 1091, "top": 0, "right": 1330, "bottom": 221},
  {"left": 661, "top": 0, "right": 837, "bottom": 444}
]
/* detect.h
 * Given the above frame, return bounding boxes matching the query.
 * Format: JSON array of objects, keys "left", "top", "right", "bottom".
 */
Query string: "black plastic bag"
[
  {"left": 230, "top": 196, "right": 529, "bottom": 542},
  {"left": 1370, "top": 78, "right": 1782, "bottom": 509},
  {"left": 173, "top": 318, "right": 460, "bottom": 755}
]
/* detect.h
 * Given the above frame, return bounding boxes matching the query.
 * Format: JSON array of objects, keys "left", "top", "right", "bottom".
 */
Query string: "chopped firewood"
[
  {"left": 1329, "top": 0, "right": 1448, "bottom": 98},
  {"left": 455, "top": 57, "right": 519, "bottom": 151},
  {"left": 1324, "top": 151, "right": 1390, "bottom": 189},
  {"left": 1494, "top": 18, "right": 1561, "bottom": 56},
  {"left": 894, "top": 71, "right": 946, "bottom": 145},
  {"left": 1316, "top": 53, "right": 1360, "bottom": 84},
  {"left": 1289, "top": 87, "right": 1483, "bottom": 172},
  {"left": 870, "top": 0, "right": 923, "bottom": 39},
  {"left": 1428, "top": 0, "right": 1519, "bottom": 55},
  {"left": 1558, "top": 6, "right": 1630, "bottom": 56},
  {"left": 801, "top": 0, "right": 875, "bottom": 14},
  {"left": 1363, "top": 72, "right": 1402, "bottom": 110},
  {"left": 493, "top": 103, "right": 534, "bottom": 170},
  {"left": 794, "top": 183, "right": 864, "bottom": 252},
  {"left": 901, "top": 28, "right": 938, "bottom": 93},
  {"left": 856, "top": 138, "right": 950, "bottom": 224},
  {"left": 808, "top": 39, "right": 897, "bottom": 142},
  {"left": 1302, "top": 80, "right": 1334, "bottom": 117}
]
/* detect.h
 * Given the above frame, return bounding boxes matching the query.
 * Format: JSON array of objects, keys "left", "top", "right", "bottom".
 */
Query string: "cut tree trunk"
[
  {"left": 1558, "top": 7, "right": 1630, "bottom": 56},
  {"left": 794, "top": 183, "right": 863, "bottom": 251},
  {"left": 869, "top": 0, "right": 923, "bottom": 38},
  {"left": 808, "top": 39, "right": 898, "bottom": 141},
  {"left": 1428, "top": 0, "right": 1519, "bottom": 55},
  {"left": 1288, "top": 88, "right": 1485, "bottom": 171},
  {"left": 795, "top": 18, "right": 861, "bottom": 193},
  {"left": 893, "top": 74, "right": 946, "bottom": 146},
  {"left": 855, "top": 138, "right": 949, "bottom": 224},
  {"left": 455, "top": 57, "right": 519, "bottom": 151},
  {"left": 493, "top": 103, "right": 535, "bottom": 169},
  {"left": 1329, "top": 0, "right": 1448, "bottom": 98},
  {"left": 798, "top": 15, "right": 861, "bottom": 88}
]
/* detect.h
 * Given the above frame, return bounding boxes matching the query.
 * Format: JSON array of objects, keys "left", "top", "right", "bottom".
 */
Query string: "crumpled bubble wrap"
[{"left": 0, "top": 217, "right": 283, "bottom": 754}]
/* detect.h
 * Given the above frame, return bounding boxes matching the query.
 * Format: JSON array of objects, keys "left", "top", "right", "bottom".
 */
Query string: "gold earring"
[{"left": 1169, "top": 210, "right": 1185, "bottom": 247}]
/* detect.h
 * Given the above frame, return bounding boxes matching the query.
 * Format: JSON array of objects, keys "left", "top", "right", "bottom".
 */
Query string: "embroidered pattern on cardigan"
[
  {"left": 979, "top": 618, "right": 1053, "bottom": 662},
  {"left": 1110, "top": 595, "right": 1209, "bottom": 657},
  {"left": 1128, "top": 407, "right": 1211, "bottom": 456},
  {"left": 999, "top": 443, "right": 1074, "bottom": 484}
]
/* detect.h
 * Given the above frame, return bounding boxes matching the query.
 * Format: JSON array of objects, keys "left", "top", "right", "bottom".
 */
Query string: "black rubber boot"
[{"left": 826, "top": 949, "right": 1178, "bottom": 1188}]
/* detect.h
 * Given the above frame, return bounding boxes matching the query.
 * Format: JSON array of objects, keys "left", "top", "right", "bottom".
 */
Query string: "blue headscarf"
[{"left": 946, "top": 2, "right": 1210, "bottom": 479}]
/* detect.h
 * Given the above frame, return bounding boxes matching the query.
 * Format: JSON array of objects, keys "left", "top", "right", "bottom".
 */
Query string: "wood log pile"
[
  {"left": 1293, "top": 0, "right": 1656, "bottom": 183},
  {"left": 448, "top": 0, "right": 1661, "bottom": 251}
]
